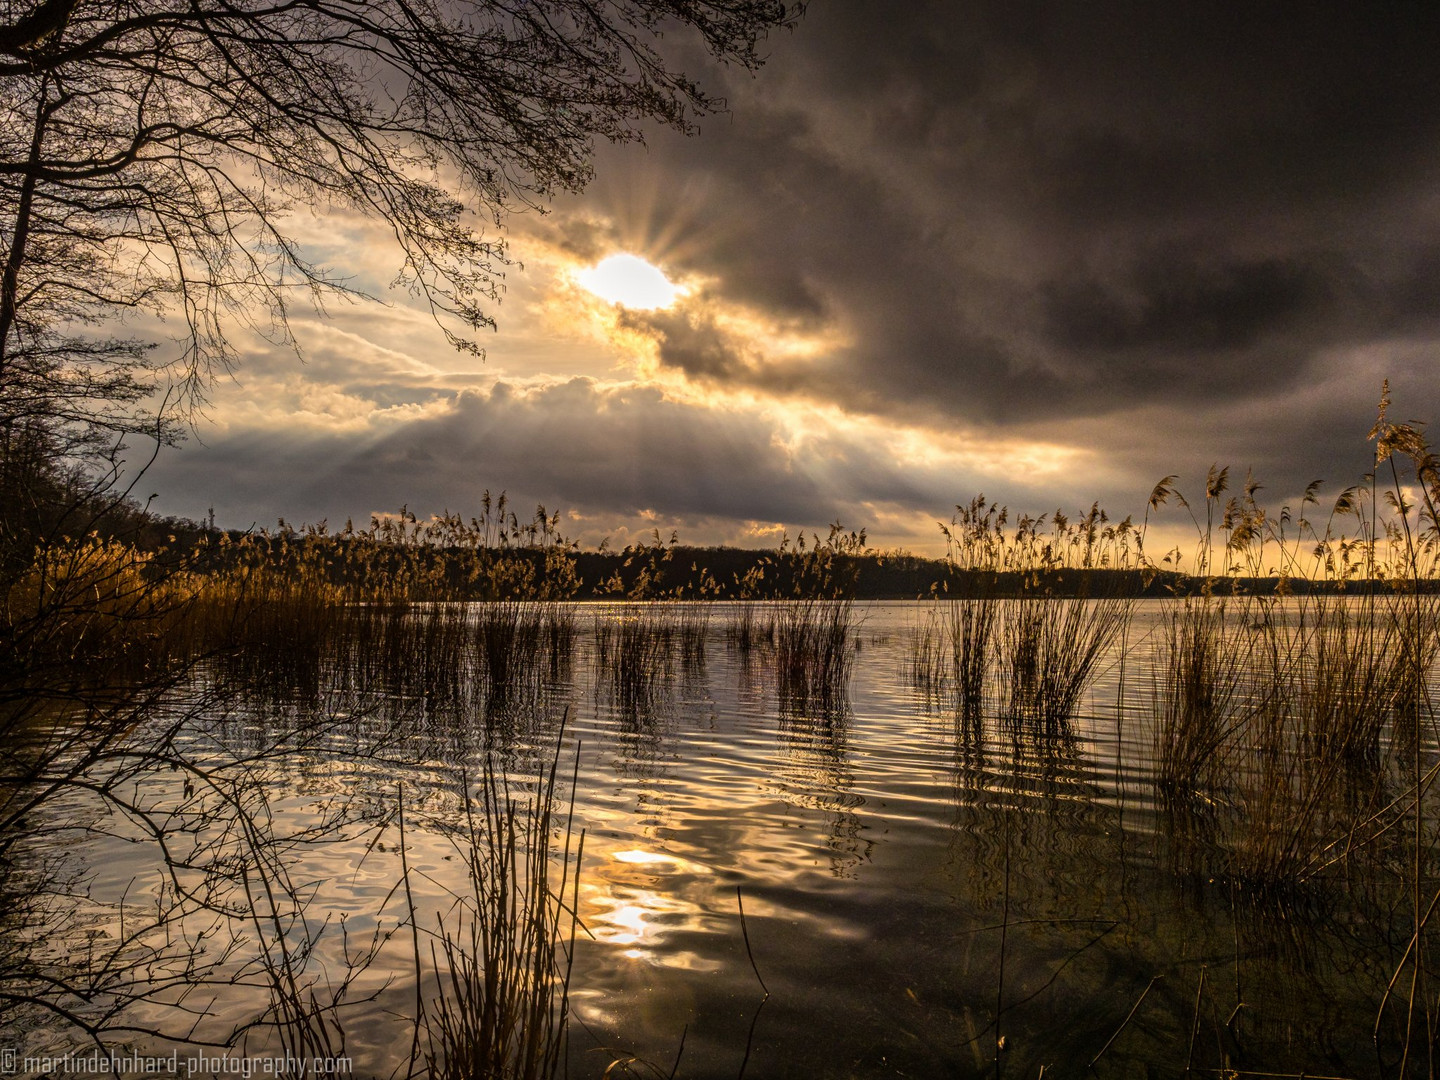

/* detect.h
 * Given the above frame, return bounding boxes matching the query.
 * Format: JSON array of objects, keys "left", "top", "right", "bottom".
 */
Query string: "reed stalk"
[{"left": 419, "top": 726, "right": 582, "bottom": 1080}]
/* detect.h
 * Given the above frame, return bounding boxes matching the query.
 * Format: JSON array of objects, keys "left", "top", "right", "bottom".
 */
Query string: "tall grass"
[
  {"left": 728, "top": 600, "right": 775, "bottom": 653},
  {"left": 1153, "top": 595, "right": 1254, "bottom": 796},
  {"left": 594, "top": 605, "right": 674, "bottom": 720},
  {"left": 939, "top": 497, "right": 1005, "bottom": 727},
  {"left": 416, "top": 728, "right": 582, "bottom": 1080},
  {"left": 776, "top": 598, "right": 855, "bottom": 721},
  {"left": 1145, "top": 398, "right": 1440, "bottom": 896},
  {"left": 932, "top": 499, "right": 1138, "bottom": 735},
  {"left": 588, "top": 532, "right": 728, "bottom": 718},
  {"left": 771, "top": 527, "right": 865, "bottom": 720},
  {"left": 999, "top": 507, "right": 1137, "bottom": 735},
  {"left": 907, "top": 609, "right": 948, "bottom": 707}
]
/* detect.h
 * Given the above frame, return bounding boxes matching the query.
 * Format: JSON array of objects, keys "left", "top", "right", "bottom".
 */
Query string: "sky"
[{"left": 142, "top": 1, "right": 1440, "bottom": 556}]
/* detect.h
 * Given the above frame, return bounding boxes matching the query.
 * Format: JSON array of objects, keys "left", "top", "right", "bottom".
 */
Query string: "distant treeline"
[
  {"left": 572, "top": 550, "right": 1438, "bottom": 600},
  {"left": 136, "top": 526, "right": 1439, "bottom": 601}
]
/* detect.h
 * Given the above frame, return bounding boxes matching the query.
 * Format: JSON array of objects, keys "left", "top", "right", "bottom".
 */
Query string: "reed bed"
[
  {"left": 11, "top": 394, "right": 1440, "bottom": 1073},
  {"left": 937, "top": 497, "right": 1005, "bottom": 726},
  {"left": 948, "top": 598, "right": 998, "bottom": 731},
  {"left": 907, "top": 609, "right": 948, "bottom": 704},
  {"left": 727, "top": 599, "right": 775, "bottom": 652},
  {"left": 1151, "top": 591, "right": 1440, "bottom": 891},
  {"left": 930, "top": 498, "right": 1138, "bottom": 735},
  {"left": 726, "top": 560, "right": 776, "bottom": 652},
  {"left": 588, "top": 533, "right": 726, "bottom": 717},
  {"left": 671, "top": 601, "right": 710, "bottom": 669},
  {"left": 769, "top": 528, "right": 865, "bottom": 720},
  {"left": 1145, "top": 397, "right": 1440, "bottom": 900},
  {"left": 1153, "top": 595, "right": 1256, "bottom": 796},
  {"left": 594, "top": 605, "right": 675, "bottom": 719},
  {"left": 775, "top": 597, "right": 855, "bottom": 721},
  {"left": 474, "top": 600, "right": 576, "bottom": 720}
]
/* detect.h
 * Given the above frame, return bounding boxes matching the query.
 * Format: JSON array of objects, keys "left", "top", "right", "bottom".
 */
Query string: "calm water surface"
[{"left": 8, "top": 600, "right": 1436, "bottom": 1078}]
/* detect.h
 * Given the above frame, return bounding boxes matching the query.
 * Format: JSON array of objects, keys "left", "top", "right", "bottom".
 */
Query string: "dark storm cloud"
[
  {"left": 1042, "top": 257, "right": 1331, "bottom": 355},
  {"left": 617, "top": 307, "right": 747, "bottom": 380},
  {"left": 581, "top": 0, "right": 1440, "bottom": 486}
]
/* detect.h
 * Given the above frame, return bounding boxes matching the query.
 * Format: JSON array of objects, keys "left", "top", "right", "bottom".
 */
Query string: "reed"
[
  {"left": 417, "top": 728, "right": 581, "bottom": 1080},
  {"left": 594, "top": 605, "right": 674, "bottom": 719},
  {"left": 938, "top": 497, "right": 1007, "bottom": 726},
  {"left": 1000, "top": 590, "right": 1132, "bottom": 736},
  {"left": 775, "top": 597, "right": 855, "bottom": 721},
  {"left": 938, "top": 501, "right": 1138, "bottom": 735},
  {"left": 474, "top": 600, "right": 575, "bottom": 720},
  {"left": 728, "top": 599, "right": 775, "bottom": 652},
  {"left": 1144, "top": 404, "right": 1440, "bottom": 892},
  {"left": 672, "top": 601, "right": 710, "bottom": 670},
  {"left": 727, "top": 561, "right": 776, "bottom": 652},
  {"left": 907, "top": 609, "right": 949, "bottom": 705},
  {"left": 588, "top": 532, "right": 725, "bottom": 716},
  {"left": 1153, "top": 594, "right": 1254, "bottom": 797},
  {"left": 948, "top": 598, "right": 998, "bottom": 730},
  {"left": 770, "top": 526, "right": 864, "bottom": 719}
]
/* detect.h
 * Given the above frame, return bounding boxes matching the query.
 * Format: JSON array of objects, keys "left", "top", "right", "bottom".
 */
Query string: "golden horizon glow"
[{"left": 575, "top": 253, "right": 683, "bottom": 310}]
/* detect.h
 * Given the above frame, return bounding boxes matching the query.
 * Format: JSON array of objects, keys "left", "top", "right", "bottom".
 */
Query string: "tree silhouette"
[{"left": 0, "top": 0, "right": 797, "bottom": 468}]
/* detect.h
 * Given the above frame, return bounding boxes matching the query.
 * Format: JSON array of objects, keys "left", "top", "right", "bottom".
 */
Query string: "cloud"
[
  {"left": 148, "top": 376, "right": 1109, "bottom": 551},
  {"left": 148, "top": 1, "right": 1440, "bottom": 550},
  {"left": 565, "top": 0, "right": 1440, "bottom": 436}
]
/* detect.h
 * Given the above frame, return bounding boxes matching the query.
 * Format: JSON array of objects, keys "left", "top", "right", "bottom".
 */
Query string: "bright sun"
[{"left": 575, "top": 253, "right": 682, "bottom": 310}]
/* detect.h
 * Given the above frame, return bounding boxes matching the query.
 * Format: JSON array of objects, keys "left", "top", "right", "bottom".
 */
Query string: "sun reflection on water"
[{"left": 580, "top": 844, "right": 723, "bottom": 969}]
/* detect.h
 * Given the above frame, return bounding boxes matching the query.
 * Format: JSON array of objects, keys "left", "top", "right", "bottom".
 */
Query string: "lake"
[{"left": 4, "top": 599, "right": 1435, "bottom": 1078}]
